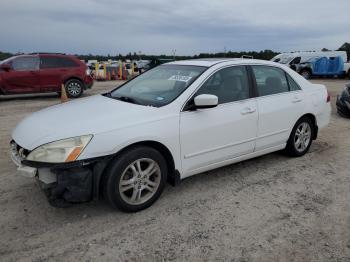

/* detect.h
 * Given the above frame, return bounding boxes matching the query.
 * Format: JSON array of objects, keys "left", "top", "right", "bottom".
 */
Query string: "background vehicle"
[
  {"left": 272, "top": 51, "right": 348, "bottom": 75},
  {"left": 297, "top": 56, "right": 346, "bottom": 79},
  {"left": 272, "top": 51, "right": 350, "bottom": 79},
  {"left": 0, "top": 53, "right": 93, "bottom": 98},
  {"left": 271, "top": 51, "right": 348, "bottom": 67},
  {"left": 336, "top": 82, "right": 350, "bottom": 117},
  {"left": 10, "top": 59, "right": 331, "bottom": 212}
]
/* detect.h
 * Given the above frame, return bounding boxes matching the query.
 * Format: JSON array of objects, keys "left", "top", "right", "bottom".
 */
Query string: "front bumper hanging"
[{"left": 10, "top": 141, "right": 111, "bottom": 206}]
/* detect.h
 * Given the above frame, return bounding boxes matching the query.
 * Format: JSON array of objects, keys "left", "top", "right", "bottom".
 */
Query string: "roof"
[
  {"left": 167, "top": 58, "right": 278, "bottom": 67},
  {"left": 167, "top": 58, "right": 238, "bottom": 67}
]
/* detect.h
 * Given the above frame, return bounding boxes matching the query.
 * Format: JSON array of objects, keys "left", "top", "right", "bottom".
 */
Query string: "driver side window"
[{"left": 195, "top": 66, "right": 250, "bottom": 104}]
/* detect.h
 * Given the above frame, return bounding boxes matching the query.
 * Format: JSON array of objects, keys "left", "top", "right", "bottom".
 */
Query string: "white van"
[{"left": 271, "top": 51, "right": 348, "bottom": 67}]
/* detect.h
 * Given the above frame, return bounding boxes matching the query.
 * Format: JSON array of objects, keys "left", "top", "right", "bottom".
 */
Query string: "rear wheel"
[
  {"left": 285, "top": 117, "right": 314, "bottom": 157},
  {"left": 103, "top": 146, "right": 167, "bottom": 212},
  {"left": 65, "top": 79, "right": 84, "bottom": 98}
]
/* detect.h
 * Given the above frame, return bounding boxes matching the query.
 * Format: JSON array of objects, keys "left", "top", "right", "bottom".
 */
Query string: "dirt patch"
[{"left": 1, "top": 80, "right": 350, "bottom": 261}]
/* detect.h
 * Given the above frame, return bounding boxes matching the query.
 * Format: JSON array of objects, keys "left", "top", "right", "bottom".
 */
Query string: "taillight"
[{"left": 326, "top": 90, "right": 331, "bottom": 103}]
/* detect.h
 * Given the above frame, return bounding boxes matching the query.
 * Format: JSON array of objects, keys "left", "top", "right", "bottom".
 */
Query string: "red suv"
[{"left": 0, "top": 53, "right": 93, "bottom": 98}]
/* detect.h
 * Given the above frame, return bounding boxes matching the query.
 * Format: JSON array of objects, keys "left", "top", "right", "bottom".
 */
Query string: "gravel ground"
[{"left": 0, "top": 79, "right": 350, "bottom": 262}]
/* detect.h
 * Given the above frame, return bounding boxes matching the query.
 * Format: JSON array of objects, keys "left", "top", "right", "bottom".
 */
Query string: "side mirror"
[
  {"left": 0, "top": 64, "right": 11, "bottom": 71},
  {"left": 194, "top": 94, "right": 218, "bottom": 109}
]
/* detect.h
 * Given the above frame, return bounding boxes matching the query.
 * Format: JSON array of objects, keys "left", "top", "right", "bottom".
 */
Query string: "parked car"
[
  {"left": 0, "top": 53, "right": 93, "bottom": 98},
  {"left": 297, "top": 56, "right": 345, "bottom": 79},
  {"left": 336, "top": 82, "right": 350, "bottom": 117},
  {"left": 10, "top": 59, "right": 331, "bottom": 211}
]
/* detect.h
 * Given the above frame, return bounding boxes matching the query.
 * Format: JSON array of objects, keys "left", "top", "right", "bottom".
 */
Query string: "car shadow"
[{"left": 0, "top": 93, "right": 59, "bottom": 101}]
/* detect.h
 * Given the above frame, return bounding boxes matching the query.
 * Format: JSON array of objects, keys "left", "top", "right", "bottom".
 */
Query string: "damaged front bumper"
[{"left": 10, "top": 141, "right": 111, "bottom": 207}]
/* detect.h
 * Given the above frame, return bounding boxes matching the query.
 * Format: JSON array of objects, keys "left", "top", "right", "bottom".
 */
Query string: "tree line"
[{"left": 1, "top": 43, "right": 349, "bottom": 62}]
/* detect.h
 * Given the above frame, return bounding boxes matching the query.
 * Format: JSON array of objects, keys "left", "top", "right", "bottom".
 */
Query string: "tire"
[
  {"left": 65, "top": 79, "right": 84, "bottom": 98},
  {"left": 285, "top": 117, "right": 314, "bottom": 157},
  {"left": 103, "top": 146, "right": 167, "bottom": 212},
  {"left": 300, "top": 70, "right": 311, "bottom": 79}
]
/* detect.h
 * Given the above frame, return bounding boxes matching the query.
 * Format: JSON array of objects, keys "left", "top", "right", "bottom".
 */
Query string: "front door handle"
[{"left": 241, "top": 107, "right": 256, "bottom": 115}]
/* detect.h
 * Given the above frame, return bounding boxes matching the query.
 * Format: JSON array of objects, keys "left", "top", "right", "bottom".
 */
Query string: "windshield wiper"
[
  {"left": 114, "top": 96, "right": 138, "bottom": 104},
  {"left": 103, "top": 92, "right": 112, "bottom": 97}
]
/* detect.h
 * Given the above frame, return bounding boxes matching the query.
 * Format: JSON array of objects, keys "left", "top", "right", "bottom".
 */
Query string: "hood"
[{"left": 12, "top": 95, "right": 161, "bottom": 150}]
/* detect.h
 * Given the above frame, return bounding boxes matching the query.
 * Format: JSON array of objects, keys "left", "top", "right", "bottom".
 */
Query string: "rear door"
[
  {"left": 251, "top": 65, "right": 304, "bottom": 151},
  {"left": 1, "top": 56, "right": 40, "bottom": 94},
  {"left": 39, "top": 56, "right": 79, "bottom": 92}
]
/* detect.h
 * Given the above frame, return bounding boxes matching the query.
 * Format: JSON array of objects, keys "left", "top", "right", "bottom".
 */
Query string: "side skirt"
[{"left": 181, "top": 144, "right": 286, "bottom": 179}]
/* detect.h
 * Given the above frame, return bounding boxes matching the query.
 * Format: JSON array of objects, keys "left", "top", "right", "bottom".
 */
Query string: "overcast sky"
[{"left": 1, "top": 0, "right": 349, "bottom": 56}]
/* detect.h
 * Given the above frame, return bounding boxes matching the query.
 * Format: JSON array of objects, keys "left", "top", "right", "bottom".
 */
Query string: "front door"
[
  {"left": 180, "top": 65, "right": 258, "bottom": 176},
  {"left": 1, "top": 56, "right": 40, "bottom": 94}
]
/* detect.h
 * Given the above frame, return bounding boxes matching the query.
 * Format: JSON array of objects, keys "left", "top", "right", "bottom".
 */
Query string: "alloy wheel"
[
  {"left": 67, "top": 82, "right": 82, "bottom": 96},
  {"left": 294, "top": 122, "right": 311, "bottom": 152},
  {"left": 118, "top": 158, "right": 161, "bottom": 205}
]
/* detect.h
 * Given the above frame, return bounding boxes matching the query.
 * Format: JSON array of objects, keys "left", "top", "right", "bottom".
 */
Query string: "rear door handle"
[
  {"left": 241, "top": 107, "right": 256, "bottom": 115},
  {"left": 292, "top": 98, "right": 302, "bottom": 103},
  {"left": 292, "top": 95, "right": 303, "bottom": 103}
]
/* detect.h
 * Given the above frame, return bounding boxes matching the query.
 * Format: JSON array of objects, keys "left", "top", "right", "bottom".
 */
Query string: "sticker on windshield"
[
  {"left": 168, "top": 75, "right": 192, "bottom": 82},
  {"left": 156, "top": 96, "right": 164, "bottom": 101}
]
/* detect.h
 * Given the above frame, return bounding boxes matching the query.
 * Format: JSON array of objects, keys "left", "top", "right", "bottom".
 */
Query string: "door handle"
[
  {"left": 292, "top": 97, "right": 302, "bottom": 103},
  {"left": 241, "top": 107, "right": 256, "bottom": 115}
]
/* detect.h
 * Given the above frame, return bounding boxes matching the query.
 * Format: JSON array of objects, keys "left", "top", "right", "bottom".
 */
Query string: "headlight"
[{"left": 26, "top": 135, "right": 93, "bottom": 163}]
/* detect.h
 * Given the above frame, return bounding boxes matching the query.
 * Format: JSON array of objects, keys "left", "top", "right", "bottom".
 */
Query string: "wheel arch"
[
  {"left": 121, "top": 140, "right": 176, "bottom": 176},
  {"left": 96, "top": 140, "right": 179, "bottom": 199},
  {"left": 64, "top": 76, "right": 84, "bottom": 87},
  {"left": 296, "top": 113, "right": 318, "bottom": 140}
]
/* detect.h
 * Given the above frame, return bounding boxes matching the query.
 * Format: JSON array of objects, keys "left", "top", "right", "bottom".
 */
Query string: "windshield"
[
  {"left": 110, "top": 64, "right": 207, "bottom": 107},
  {"left": 278, "top": 56, "right": 294, "bottom": 64}
]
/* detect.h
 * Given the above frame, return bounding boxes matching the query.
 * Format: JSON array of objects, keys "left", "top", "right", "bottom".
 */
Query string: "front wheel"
[
  {"left": 285, "top": 117, "right": 314, "bottom": 157},
  {"left": 103, "top": 146, "right": 167, "bottom": 212},
  {"left": 65, "top": 79, "right": 84, "bottom": 98},
  {"left": 300, "top": 70, "right": 311, "bottom": 79}
]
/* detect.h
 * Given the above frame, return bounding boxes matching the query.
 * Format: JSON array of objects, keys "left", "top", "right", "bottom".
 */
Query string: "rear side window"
[
  {"left": 286, "top": 74, "right": 301, "bottom": 91},
  {"left": 12, "top": 56, "right": 39, "bottom": 71},
  {"left": 40, "top": 57, "right": 78, "bottom": 69},
  {"left": 252, "top": 66, "right": 289, "bottom": 96}
]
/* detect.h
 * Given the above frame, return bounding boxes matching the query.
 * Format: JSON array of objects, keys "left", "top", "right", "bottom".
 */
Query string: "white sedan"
[{"left": 10, "top": 59, "right": 331, "bottom": 212}]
